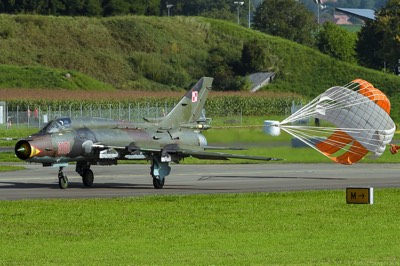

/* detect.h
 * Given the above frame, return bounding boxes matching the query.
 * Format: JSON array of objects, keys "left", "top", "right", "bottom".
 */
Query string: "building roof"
[
  {"left": 249, "top": 72, "right": 275, "bottom": 92},
  {"left": 335, "top": 8, "right": 376, "bottom": 21},
  {"left": 334, "top": 14, "right": 351, "bottom": 25}
]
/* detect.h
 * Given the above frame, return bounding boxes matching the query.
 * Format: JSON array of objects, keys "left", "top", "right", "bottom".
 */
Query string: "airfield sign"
[{"left": 346, "top": 187, "right": 374, "bottom": 204}]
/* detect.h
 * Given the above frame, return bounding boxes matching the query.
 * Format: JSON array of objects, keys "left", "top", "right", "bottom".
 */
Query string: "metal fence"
[
  {"left": 1, "top": 100, "right": 297, "bottom": 130},
  {"left": 2, "top": 103, "right": 177, "bottom": 129}
]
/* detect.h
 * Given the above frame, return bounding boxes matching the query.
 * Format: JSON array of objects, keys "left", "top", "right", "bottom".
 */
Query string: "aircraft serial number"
[{"left": 58, "top": 141, "right": 71, "bottom": 155}]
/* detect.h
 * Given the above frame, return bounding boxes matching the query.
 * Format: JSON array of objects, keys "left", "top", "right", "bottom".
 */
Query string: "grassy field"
[
  {"left": 1, "top": 190, "right": 400, "bottom": 264},
  {"left": 0, "top": 165, "right": 24, "bottom": 171}
]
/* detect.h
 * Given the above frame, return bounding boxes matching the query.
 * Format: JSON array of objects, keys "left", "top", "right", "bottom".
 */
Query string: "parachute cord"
[
  {"left": 281, "top": 98, "right": 319, "bottom": 125},
  {"left": 279, "top": 127, "right": 333, "bottom": 160}
]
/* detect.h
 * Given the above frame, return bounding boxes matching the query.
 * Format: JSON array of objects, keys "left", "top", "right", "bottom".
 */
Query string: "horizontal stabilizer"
[
  {"left": 202, "top": 146, "right": 245, "bottom": 151},
  {"left": 178, "top": 150, "right": 282, "bottom": 161}
]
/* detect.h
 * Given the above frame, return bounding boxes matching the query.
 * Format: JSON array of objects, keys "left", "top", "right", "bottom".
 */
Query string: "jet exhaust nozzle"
[{"left": 15, "top": 140, "right": 33, "bottom": 160}]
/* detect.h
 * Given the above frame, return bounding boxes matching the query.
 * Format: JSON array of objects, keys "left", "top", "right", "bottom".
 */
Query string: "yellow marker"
[
  {"left": 30, "top": 146, "right": 41, "bottom": 158},
  {"left": 346, "top": 187, "right": 373, "bottom": 204}
]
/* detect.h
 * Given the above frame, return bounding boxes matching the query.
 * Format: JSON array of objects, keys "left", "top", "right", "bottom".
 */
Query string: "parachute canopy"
[{"left": 268, "top": 79, "right": 396, "bottom": 165}]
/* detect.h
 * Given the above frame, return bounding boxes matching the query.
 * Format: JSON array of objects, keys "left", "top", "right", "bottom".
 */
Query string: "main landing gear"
[
  {"left": 76, "top": 161, "right": 94, "bottom": 187},
  {"left": 82, "top": 169, "right": 94, "bottom": 187},
  {"left": 150, "top": 156, "right": 171, "bottom": 189}
]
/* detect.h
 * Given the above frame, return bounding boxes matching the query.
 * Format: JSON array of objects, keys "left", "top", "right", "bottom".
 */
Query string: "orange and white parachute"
[{"left": 266, "top": 79, "right": 396, "bottom": 165}]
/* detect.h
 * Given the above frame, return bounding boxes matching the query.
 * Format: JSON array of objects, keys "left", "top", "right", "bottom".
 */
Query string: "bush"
[{"left": 316, "top": 22, "right": 357, "bottom": 64}]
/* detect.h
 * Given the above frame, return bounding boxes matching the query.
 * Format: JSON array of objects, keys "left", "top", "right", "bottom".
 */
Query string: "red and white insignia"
[{"left": 192, "top": 91, "right": 198, "bottom": 103}]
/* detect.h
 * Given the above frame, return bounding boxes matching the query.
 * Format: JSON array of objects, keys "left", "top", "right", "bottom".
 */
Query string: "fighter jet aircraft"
[{"left": 15, "top": 77, "right": 281, "bottom": 189}]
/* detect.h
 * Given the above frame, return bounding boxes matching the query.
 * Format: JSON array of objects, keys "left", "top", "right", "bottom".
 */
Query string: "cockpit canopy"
[{"left": 41, "top": 118, "right": 72, "bottom": 133}]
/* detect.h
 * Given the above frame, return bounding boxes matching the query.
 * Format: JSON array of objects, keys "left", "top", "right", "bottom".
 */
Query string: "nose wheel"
[
  {"left": 58, "top": 167, "right": 68, "bottom": 189},
  {"left": 152, "top": 176, "right": 165, "bottom": 189},
  {"left": 150, "top": 156, "right": 170, "bottom": 189}
]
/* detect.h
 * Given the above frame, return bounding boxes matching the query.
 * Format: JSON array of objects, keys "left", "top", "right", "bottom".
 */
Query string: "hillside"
[
  {"left": 0, "top": 14, "right": 399, "bottom": 106},
  {"left": 0, "top": 64, "right": 113, "bottom": 91}
]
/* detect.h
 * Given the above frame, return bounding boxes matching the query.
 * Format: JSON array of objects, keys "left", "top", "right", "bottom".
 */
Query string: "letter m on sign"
[
  {"left": 192, "top": 91, "right": 198, "bottom": 103},
  {"left": 351, "top": 192, "right": 356, "bottom": 200}
]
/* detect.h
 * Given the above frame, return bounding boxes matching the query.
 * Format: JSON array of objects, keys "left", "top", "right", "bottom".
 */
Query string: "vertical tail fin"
[{"left": 158, "top": 77, "right": 213, "bottom": 128}]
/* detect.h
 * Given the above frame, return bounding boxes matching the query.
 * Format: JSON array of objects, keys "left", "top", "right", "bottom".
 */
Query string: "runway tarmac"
[{"left": 0, "top": 163, "right": 400, "bottom": 200}]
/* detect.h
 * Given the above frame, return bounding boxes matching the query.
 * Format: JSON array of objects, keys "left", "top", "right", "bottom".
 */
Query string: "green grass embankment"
[{"left": 0, "top": 64, "right": 113, "bottom": 91}]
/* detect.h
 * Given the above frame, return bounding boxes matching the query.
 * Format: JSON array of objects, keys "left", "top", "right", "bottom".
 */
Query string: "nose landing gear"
[
  {"left": 150, "top": 156, "right": 171, "bottom": 189},
  {"left": 58, "top": 166, "right": 68, "bottom": 189}
]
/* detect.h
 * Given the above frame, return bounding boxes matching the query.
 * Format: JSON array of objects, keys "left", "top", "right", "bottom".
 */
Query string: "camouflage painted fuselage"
[{"left": 14, "top": 77, "right": 280, "bottom": 190}]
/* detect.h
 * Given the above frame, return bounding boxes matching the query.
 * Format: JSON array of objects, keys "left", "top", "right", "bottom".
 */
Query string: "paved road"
[{"left": 0, "top": 163, "right": 399, "bottom": 200}]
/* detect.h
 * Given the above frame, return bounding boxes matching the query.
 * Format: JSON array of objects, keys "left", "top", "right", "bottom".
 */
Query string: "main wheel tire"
[
  {"left": 82, "top": 169, "right": 94, "bottom": 187},
  {"left": 153, "top": 176, "right": 165, "bottom": 189},
  {"left": 59, "top": 175, "right": 68, "bottom": 189}
]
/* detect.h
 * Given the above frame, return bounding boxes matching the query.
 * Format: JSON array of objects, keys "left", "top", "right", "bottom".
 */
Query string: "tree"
[
  {"left": 356, "top": 0, "right": 400, "bottom": 71},
  {"left": 356, "top": 20, "right": 383, "bottom": 69},
  {"left": 360, "top": 0, "right": 375, "bottom": 9},
  {"left": 252, "top": 0, "right": 317, "bottom": 47},
  {"left": 101, "top": 0, "right": 130, "bottom": 16},
  {"left": 241, "top": 39, "right": 269, "bottom": 74},
  {"left": 145, "top": 0, "right": 160, "bottom": 16},
  {"left": 82, "top": 0, "right": 103, "bottom": 16},
  {"left": 198, "top": 7, "right": 235, "bottom": 21},
  {"left": 316, "top": 22, "right": 357, "bottom": 64},
  {"left": 159, "top": 0, "right": 235, "bottom": 19},
  {"left": 207, "top": 47, "right": 241, "bottom": 91},
  {"left": 63, "top": 0, "right": 86, "bottom": 15},
  {"left": 46, "top": 0, "right": 66, "bottom": 15},
  {"left": 0, "top": 0, "right": 13, "bottom": 13}
]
